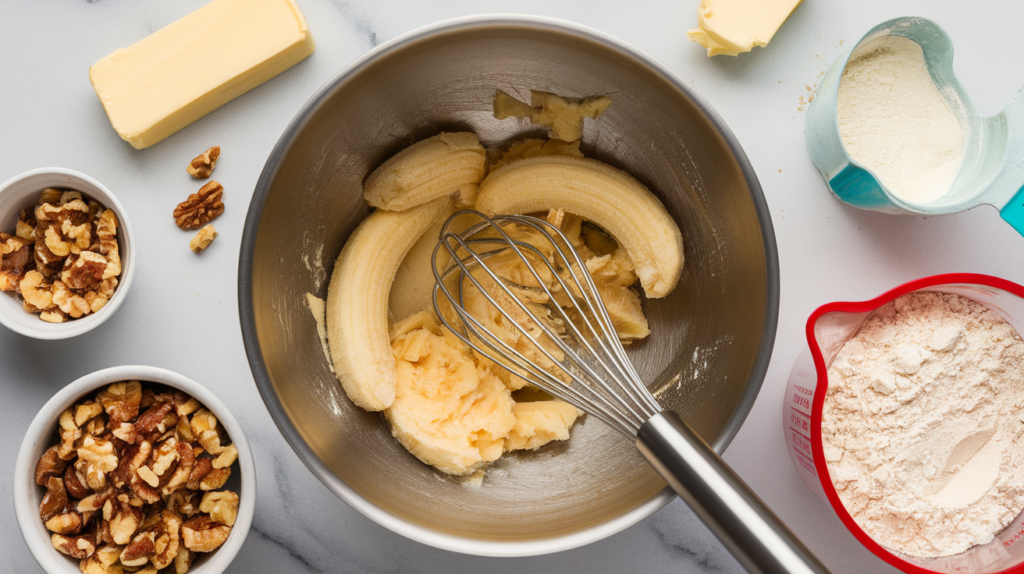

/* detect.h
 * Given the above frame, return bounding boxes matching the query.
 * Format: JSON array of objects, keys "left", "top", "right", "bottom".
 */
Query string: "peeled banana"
[
  {"left": 363, "top": 132, "right": 486, "bottom": 211},
  {"left": 475, "top": 155, "right": 684, "bottom": 298},
  {"left": 325, "top": 197, "right": 454, "bottom": 411}
]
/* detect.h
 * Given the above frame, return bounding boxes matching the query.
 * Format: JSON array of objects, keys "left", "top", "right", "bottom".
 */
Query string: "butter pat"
[
  {"left": 89, "top": 0, "right": 315, "bottom": 149},
  {"left": 687, "top": 0, "right": 802, "bottom": 57}
]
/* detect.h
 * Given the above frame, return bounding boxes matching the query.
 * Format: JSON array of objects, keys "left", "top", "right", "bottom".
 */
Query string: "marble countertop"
[{"left": 3, "top": 1, "right": 1023, "bottom": 572}]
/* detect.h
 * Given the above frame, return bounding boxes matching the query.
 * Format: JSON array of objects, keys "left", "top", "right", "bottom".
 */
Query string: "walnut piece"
[
  {"left": 108, "top": 498, "right": 143, "bottom": 545},
  {"left": 151, "top": 509, "right": 183, "bottom": 569},
  {"left": 38, "top": 188, "right": 62, "bottom": 205},
  {"left": 0, "top": 232, "right": 33, "bottom": 291},
  {"left": 39, "top": 476, "right": 68, "bottom": 521},
  {"left": 135, "top": 400, "right": 173, "bottom": 437},
  {"left": 190, "top": 409, "right": 227, "bottom": 454},
  {"left": 151, "top": 437, "right": 180, "bottom": 476},
  {"left": 80, "top": 544, "right": 123, "bottom": 574},
  {"left": 199, "top": 491, "right": 239, "bottom": 527},
  {"left": 44, "top": 510, "right": 83, "bottom": 535},
  {"left": 199, "top": 468, "right": 230, "bottom": 491},
  {"left": 211, "top": 444, "right": 238, "bottom": 470},
  {"left": 187, "top": 146, "right": 220, "bottom": 179},
  {"left": 20, "top": 270, "right": 55, "bottom": 311},
  {"left": 57, "top": 408, "right": 81, "bottom": 460},
  {"left": 95, "top": 209, "right": 120, "bottom": 280},
  {"left": 189, "top": 224, "right": 217, "bottom": 253},
  {"left": 181, "top": 515, "right": 231, "bottom": 553},
  {"left": 37, "top": 200, "right": 90, "bottom": 257},
  {"left": 61, "top": 250, "right": 107, "bottom": 291},
  {"left": 75, "top": 401, "right": 104, "bottom": 426},
  {"left": 35, "top": 445, "right": 68, "bottom": 485},
  {"left": 120, "top": 530, "right": 155, "bottom": 567},
  {"left": 78, "top": 436, "right": 119, "bottom": 491},
  {"left": 166, "top": 490, "right": 202, "bottom": 519},
  {"left": 173, "top": 546, "right": 194, "bottom": 574},
  {"left": 185, "top": 458, "right": 213, "bottom": 491},
  {"left": 98, "top": 381, "right": 142, "bottom": 422},
  {"left": 174, "top": 391, "right": 201, "bottom": 417},
  {"left": 52, "top": 532, "right": 96, "bottom": 559},
  {"left": 173, "top": 181, "right": 224, "bottom": 230},
  {"left": 162, "top": 442, "right": 195, "bottom": 496},
  {"left": 64, "top": 464, "right": 90, "bottom": 499}
]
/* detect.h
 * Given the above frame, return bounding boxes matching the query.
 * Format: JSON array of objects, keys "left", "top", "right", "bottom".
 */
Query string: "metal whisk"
[{"left": 432, "top": 210, "right": 828, "bottom": 574}]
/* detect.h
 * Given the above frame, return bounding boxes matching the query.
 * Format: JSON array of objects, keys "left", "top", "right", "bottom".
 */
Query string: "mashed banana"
[{"left": 386, "top": 312, "right": 583, "bottom": 475}]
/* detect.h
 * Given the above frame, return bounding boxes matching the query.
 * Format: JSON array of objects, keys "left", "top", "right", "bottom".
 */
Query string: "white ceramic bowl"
[
  {"left": 14, "top": 366, "right": 255, "bottom": 574},
  {"left": 0, "top": 167, "right": 136, "bottom": 339}
]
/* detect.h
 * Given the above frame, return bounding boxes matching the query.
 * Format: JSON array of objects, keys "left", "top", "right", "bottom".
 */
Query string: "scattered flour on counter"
[
  {"left": 305, "top": 293, "right": 334, "bottom": 373},
  {"left": 823, "top": 292, "right": 1024, "bottom": 558},
  {"left": 837, "top": 35, "right": 964, "bottom": 205}
]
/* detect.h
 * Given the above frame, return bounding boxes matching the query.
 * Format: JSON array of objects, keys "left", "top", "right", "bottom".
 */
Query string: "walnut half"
[{"left": 173, "top": 182, "right": 224, "bottom": 230}]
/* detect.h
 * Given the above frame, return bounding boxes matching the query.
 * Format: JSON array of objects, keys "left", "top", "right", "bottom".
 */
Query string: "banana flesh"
[
  {"left": 386, "top": 312, "right": 579, "bottom": 475},
  {"left": 363, "top": 132, "right": 486, "bottom": 211},
  {"left": 387, "top": 312, "right": 515, "bottom": 475},
  {"left": 325, "top": 197, "right": 454, "bottom": 411},
  {"left": 493, "top": 90, "right": 612, "bottom": 142},
  {"left": 506, "top": 400, "right": 582, "bottom": 451},
  {"left": 489, "top": 138, "right": 583, "bottom": 170},
  {"left": 476, "top": 155, "right": 684, "bottom": 298}
]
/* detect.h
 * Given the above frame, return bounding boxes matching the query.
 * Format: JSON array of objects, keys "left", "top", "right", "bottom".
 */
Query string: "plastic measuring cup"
[
  {"left": 806, "top": 17, "right": 1024, "bottom": 237},
  {"left": 785, "top": 273, "right": 1024, "bottom": 574}
]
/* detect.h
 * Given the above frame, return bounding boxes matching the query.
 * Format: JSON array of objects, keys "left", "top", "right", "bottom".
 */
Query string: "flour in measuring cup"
[
  {"left": 822, "top": 292, "right": 1024, "bottom": 558},
  {"left": 837, "top": 35, "right": 964, "bottom": 205}
]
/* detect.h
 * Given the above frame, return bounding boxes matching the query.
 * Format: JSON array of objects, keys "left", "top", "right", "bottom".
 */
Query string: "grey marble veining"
[{"left": 4, "top": 1, "right": 1024, "bottom": 573}]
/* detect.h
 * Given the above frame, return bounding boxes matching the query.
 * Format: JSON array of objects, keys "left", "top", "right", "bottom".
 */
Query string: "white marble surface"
[{"left": 3, "top": 1, "right": 1024, "bottom": 572}]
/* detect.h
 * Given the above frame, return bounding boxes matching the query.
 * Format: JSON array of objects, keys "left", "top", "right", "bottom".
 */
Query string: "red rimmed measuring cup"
[{"left": 785, "top": 273, "right": 1024, "bottom": 573}]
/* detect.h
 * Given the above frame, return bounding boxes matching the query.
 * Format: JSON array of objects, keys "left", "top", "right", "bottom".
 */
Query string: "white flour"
[
  {"left": 837, "top": 35, "right": 964, "bottom": 205},
  {"left": 822, "top": 292, "right": 1024, "bottom": 558}
]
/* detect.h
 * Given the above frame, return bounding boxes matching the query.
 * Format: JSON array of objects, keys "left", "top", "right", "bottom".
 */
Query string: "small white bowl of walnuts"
[
  {"left": 0, "top": 167, "right": 136, "bottom": 339},
  {"left": 14, "top": 366, "right": 255, "bottom": 574}
]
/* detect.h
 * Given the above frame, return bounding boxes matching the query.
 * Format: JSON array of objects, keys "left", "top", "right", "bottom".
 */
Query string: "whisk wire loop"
[
  {"left": 502, "top": 216, "right": 662, "bottom": 415},
  {"left": 434, "top": 229, "right": 642, "bottom": 433},
  {"left": 431, "top": 210, "right": 662, "bottom": 435}
]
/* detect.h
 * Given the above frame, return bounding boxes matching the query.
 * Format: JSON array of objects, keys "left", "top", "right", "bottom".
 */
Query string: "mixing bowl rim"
[{"left": 237, "top": 13, "right": 780, "bottom": 557}]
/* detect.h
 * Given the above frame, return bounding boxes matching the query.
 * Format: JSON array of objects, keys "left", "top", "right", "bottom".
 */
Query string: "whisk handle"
[{"left": 636, "top": 411, "right": 830, "bottom": 574}]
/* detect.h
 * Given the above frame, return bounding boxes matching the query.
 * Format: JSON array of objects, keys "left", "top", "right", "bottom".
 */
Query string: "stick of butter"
[
  {"left": 89, "top": 0, "right": 315, "bottom": 149},
  {"left": 687, "top": 0, "right": 803, "bottom": 57}
]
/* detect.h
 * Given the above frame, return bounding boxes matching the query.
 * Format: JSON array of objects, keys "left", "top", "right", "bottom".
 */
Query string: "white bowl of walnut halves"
[
  {"left": 0, "top": 167, "right": 136, "bottom": 339},
  {"left": 14, "top": 366, "right": 255, "bottom": 574}
]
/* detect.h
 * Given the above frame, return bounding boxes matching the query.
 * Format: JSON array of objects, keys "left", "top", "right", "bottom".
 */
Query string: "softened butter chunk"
[
  {"left": 687, "top": 0, "right": 803, "bottom": 56},
  {"left": 89, "top": 0, "right": 315, "bottom": 149}
]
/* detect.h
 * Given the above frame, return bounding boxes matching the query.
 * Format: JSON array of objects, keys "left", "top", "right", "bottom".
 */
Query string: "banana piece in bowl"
[
  {"left": 386, "top": 312, "right": 580, "bottom": 475},
  {"left": 364, "top": 132, "right": 486, "bottom": 211},
  {"left": 476, "top": 155, "right": 684, "bottom": 298},
  {"left": 325, "top": 197, "right": 455, "bottom": 411}
]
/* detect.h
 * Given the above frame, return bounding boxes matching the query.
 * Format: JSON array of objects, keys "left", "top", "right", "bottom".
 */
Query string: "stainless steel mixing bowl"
[{"left": 239, "top": 15, "right": 779, "bottom": 556}]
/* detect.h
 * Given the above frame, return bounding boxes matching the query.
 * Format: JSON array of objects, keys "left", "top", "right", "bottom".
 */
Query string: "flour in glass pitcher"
[{"left": 837, "top": 35, "right": 964, "bottom": 205}]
